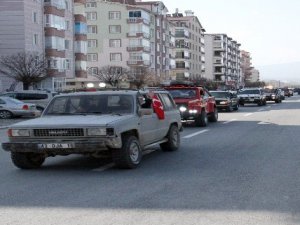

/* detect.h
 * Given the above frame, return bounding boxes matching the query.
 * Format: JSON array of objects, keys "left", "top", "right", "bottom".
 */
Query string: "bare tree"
[
  {"left": 0, "top": 52, "right": 48, "bottom": 90},
  {"left": 128, "top": 67, "right": 160, "bottom": 89},
  {"left": 92, "top": 66, "right": 128, "bottom": 87}
]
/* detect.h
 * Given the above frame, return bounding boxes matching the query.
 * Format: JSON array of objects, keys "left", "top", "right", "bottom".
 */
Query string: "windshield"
[
  {"left": 168, "top": 89, "right": 196, "bottom": 99},
  {"left": 264, "top": 89, "right": 276, "bottom": 93},
  {"left": 210, "top": 92, "right": 230, "bottom": 98},
  {"left": 239, "top": 89, "right": 260, "bottom": 95},
  {"left": 44, "top": 94, "right": 134, "bottom": 115}
]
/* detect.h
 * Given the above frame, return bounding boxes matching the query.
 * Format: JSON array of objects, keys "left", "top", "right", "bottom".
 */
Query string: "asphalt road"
[{"left": 0, "top": 96, "right": 300, "bottom": 225}]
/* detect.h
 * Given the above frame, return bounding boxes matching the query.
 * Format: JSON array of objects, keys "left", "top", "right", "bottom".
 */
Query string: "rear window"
[
  {"left": 239, "top": 89, "right": 260, "bottom": 94},
  {"left": 16, "top": 93, "right": 48, "bottom": 100},
  {"left": 168, "top": 89, "right": 196, "bottom": 99},
  {"left": 210, "top": 92, "right": 230, "bottom": 98}
]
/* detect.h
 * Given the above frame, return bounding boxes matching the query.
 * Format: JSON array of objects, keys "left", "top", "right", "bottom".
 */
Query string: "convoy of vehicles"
[{"left": 1, "top": 83, "right": 296, "bottom": 170}]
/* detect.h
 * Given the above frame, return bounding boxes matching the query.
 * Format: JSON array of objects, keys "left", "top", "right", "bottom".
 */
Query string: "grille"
[{"left": 33, "top": 128, "right": 84, "bottom": 137}]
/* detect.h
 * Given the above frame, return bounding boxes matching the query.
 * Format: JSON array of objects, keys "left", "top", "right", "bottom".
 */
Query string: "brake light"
[
  {"left": 7, "top": 129, "right": 12, "bottom": 137},
  {"left": 22, "top": 105, "right": 29, "bottom": 110}
]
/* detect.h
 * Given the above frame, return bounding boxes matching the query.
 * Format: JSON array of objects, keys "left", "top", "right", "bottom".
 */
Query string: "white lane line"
[
  {"left": 223, "top": 119, "right": 237, "bottom": 124},
  {"left": 183, "top": 129, "right": 209, "bottom": 139},
  {"left": 244, "top": 113, "right": 253, "bottom": 117},
  {"left": 92, "top": 163, "right": 115, "bottom": 172},
  {"left": 258, "top": 121, "right": 271, "bottom": 125}
]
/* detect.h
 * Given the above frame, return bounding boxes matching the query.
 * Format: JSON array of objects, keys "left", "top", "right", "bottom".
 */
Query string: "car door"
[
  {"left": 204, "top": 89, "right": 215, "bottom": 113},
  {"left": 138, "top": 94, "right": 159, "bottom": 145}
]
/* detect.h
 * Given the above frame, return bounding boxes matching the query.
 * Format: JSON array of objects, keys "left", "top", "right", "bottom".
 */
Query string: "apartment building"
[
  {"left": 240, "top": 50, "right": 253, "bottom": 84},
  {"left": 0, "top": 0, "right": 87, "bottom": 92},
  {"left": 167, "top": 10, "right": 206, "bottom": 81},
  {"left": 79, "top": 0, "right": 175, "bottom": 88},
  {"left": 250, "top": 68, "right": 260, "bottom": 82},
  {"left": 205, "top": 33, "right": 241, "bottom": 88}
]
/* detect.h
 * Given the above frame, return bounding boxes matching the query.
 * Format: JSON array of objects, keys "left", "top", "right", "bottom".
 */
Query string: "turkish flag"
[{"left": 152, "top": 94, "right": 165, "bottom": 120}]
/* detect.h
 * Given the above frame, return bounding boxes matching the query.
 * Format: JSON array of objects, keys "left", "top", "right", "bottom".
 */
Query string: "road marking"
[
  {"left": 244, "top": 113, "right": 253, "bottom": 117},
  {"left": 223, "top": 119, "right": 237, "bottom": 124},
  {"left": 257, "top": 109, "right": 264, "bottom": 112},
  {"left": 183, "top": 129, "right": 209, "bottom": 139},
  {"left": 258, "top": 121, "right": 271, "bottom": 125},
  {"left": 92, "top": 163, "right": 115, "bottom": 172}
]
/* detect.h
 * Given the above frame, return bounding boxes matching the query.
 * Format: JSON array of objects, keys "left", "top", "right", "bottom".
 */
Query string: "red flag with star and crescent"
[{"left": 152, "top": 94, "right": 165, "bottom": 120}]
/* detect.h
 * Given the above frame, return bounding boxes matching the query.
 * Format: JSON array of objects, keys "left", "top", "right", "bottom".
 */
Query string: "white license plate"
[{"left": 38, "top": 143, "right": 74, "bottom": 149}]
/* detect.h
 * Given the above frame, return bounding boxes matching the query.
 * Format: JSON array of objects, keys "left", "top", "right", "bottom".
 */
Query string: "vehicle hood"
[{"left": 9, "top": 114, "right": 134, "bottom": 128}]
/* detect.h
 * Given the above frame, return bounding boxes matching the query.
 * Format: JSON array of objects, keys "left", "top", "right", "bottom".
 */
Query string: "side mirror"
[{"left": 138, "top": 108, "right": 153, "bottom": 117}]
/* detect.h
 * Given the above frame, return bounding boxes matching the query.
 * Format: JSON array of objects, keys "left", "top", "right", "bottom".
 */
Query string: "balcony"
[
  {"left": 127, "top": 18, "right": 150, "bottom": 25},
  {"left": 127, "top": 46, "right": 150, "bottom": 52},
  {"left": 127, "top": 32, "right": 150, "bottom": 39},
  {"left": 127, "top": 60, "right": 151, "bottom": 66}
]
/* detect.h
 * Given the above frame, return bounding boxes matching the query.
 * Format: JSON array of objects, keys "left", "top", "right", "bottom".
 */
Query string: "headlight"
[
  {"left": 87, "top": 128, "right": 106, "bottom": 136},
  {"left": 188, "top": 109, "right": 198, "bottom": 114},
  {"left": 220, "top": 101, "right": 229, "bottom": 105},
  {"left": 179, "top": 106, "right": 187, "bottom": 112},
  {"left": 8, "top": 129, "right": 30, "bottom": 137}
]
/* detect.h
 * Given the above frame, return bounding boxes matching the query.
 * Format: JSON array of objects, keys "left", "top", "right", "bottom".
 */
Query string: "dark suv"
[
  {"left": 264, "top": 88, "right": 282, "bottom": 103},
  {"left": 164, "top": 82, "right": 218, "bottom": 127}
]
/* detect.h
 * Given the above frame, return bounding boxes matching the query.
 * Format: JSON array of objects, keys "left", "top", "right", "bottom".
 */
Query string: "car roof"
[{"left": 55, "top": 90, "right": 139, "bottom": 98}]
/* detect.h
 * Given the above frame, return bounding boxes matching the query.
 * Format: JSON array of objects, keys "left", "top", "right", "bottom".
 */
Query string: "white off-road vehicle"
[{"left": 2, "top": 90, "right": 182, "bottom": 169}]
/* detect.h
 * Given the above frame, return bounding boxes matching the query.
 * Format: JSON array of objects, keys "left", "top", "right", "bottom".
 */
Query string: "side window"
[
  {"left": 0, "top": 99, "right": 5, "bottom": 104},
  {"left": 160, "top": 93, "right": 175, "bottom": 111},
  {"left": 204, "top": 90, "right": 210, "bottom": 99}
]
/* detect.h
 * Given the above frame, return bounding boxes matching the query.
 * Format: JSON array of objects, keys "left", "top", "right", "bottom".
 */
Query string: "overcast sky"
[{"left": 153, "top": 0, "right": 300, "bottom": 81}]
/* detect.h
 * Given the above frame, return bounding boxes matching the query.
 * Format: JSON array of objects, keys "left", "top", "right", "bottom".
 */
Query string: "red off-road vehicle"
[{"left": 164, "top": 82, "right": 218, "bottom": 127}]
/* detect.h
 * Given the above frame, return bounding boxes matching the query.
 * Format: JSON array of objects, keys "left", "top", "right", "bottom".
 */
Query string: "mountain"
[{"left": 257, "top": 61, "right": 300, "bottom": 83}]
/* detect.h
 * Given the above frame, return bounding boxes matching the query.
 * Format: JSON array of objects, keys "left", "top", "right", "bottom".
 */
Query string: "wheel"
[
  {"left": 234, "top": 104, "right": 239, "bottom": 111},
  {"left": 0, "top": 110, "right": 13, "bottom": 119},
  {"left": 112, "top": 135, "right": 142, "bottom": 169},
  {"left": 11, "top": 152, "right": 45, "bottom": 169},
  {"left": 160, "top": 125, "right": 180, "bottom": 151},
  {"left": 263, "top": 99, "right": 267, "bottom": 105},
  {"left": 226, "top": 104, "right": 233, "bottom": 112},
  {"left": 208, "top": 108, "right": 218, "bottom": 122},
  {"left": 195, "top": 110, "right": 208, "bottom": 127}
]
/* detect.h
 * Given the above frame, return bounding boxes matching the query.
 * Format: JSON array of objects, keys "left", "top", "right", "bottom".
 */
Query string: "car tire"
[
  {"left": 11, "top": 152, "right": 45, "bottom": 169},
  {"left": 112, "top": 135, "right": 142, "bottom": 169},
  {"left": 36, "top": 106, "right": 44, "bottom": 112},
  {"left": 234, "top": 104, "right": 239, "bottom": 111},
  {"left": 208, "top": 108, "right": 218, "bottom": 122},
  {"left": 160, "top": 125, "right": 180, "bottom": 152},
  {"left": 0, "top": 110, "right": 13, "bottom": 119},
  {"left": 195, "top": 110, "right": 208, "bottom": 127},
  {"left": 226, "top": 104, "right": 233, "bottom": 112}
]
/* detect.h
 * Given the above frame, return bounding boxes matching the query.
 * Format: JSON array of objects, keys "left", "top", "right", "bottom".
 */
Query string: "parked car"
[
  {"left": 264, "top": 88, "right": 282, "bottom": 103},
  {"left": 282, "top": 88, "right": 291, "bottom": 97},
  {"left": 238, "top": 88, "right": 266, "bottom": 106},
  {"left": 288, "top": 88, "right": 294, "bottom": 96},
  {"left": 0, "top": 97, "right": 40, "bottom": 119},
  {"left": 164, "top": 81, "right": 218, "bottom": 127},
  {"left": 0, "top": 90, "right": 57, "bottom": 111},
  {"left": 2, "top": 90, "right": 182, "bottom": 169},
  {"left": 210, "top": 91, "right": 239, "bottom": 112}
]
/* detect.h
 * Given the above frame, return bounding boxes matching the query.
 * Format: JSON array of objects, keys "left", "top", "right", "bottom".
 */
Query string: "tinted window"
[
  {"left": 239, "top": 89, "right": 260, "bottom": 94},
  {"left": 16, "top": 93, "right": 48, "bottom": 100},
  {"left": 168, "top": 89, "right": 196, "bottom": 98},
  {"left": 210, "top": 92, "right": 230, "bottom": 98}
]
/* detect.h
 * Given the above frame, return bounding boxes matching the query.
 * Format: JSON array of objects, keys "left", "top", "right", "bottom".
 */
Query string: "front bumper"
[
  {"left": 239, "top": 98, "right": 261, "bottom": 104},
  {"left": 2, "top": 139, "right": 121, "bottom": 154}
]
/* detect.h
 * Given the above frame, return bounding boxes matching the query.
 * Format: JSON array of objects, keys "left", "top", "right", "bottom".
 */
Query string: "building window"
[
  {"left": 109, "top": 25, "right": 121, "bottom": 33},
  {"left": 64, "top": 59, "right": 70, "bottom": 70},
  {"left": 129, "top": 11, "right": 141, "bottom": 18},
  {"left": 65, "top": 40, "right": 70, "bottom": 50},
  {"left": 33, "top": 12, "right": 38, "bottom": 23},
  {"left": 110, "top": 53, "right": 122, "bottom": 62},
  {"left": 65, "top": 20, "right": 70, "bottom": 30},
  {"left": 88, "top": 39, "right": 98, "bottom": 48},
  {"left": 86, "top": 2, "right": 96, "bottom": 8},
  {"left": 109, "top": 39, "right": 121, "bottom": 48},
  {"left": 87, "top": 25, "right": 97, "bottom": 34},
  {"left": 87, "top": 53, "right": 98, "bottom": 62},
  {"left": 33, "top": 34, "right": 39, "bottom": 45},
  {"left": 86, "top": 12, "right": 97, "bottom": 21},
  {"left": 109, "top": 11, "right": 121, "bottom": 20},
  {"left": 87, "top": 67, "right": 98, "bottom": 75}
]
